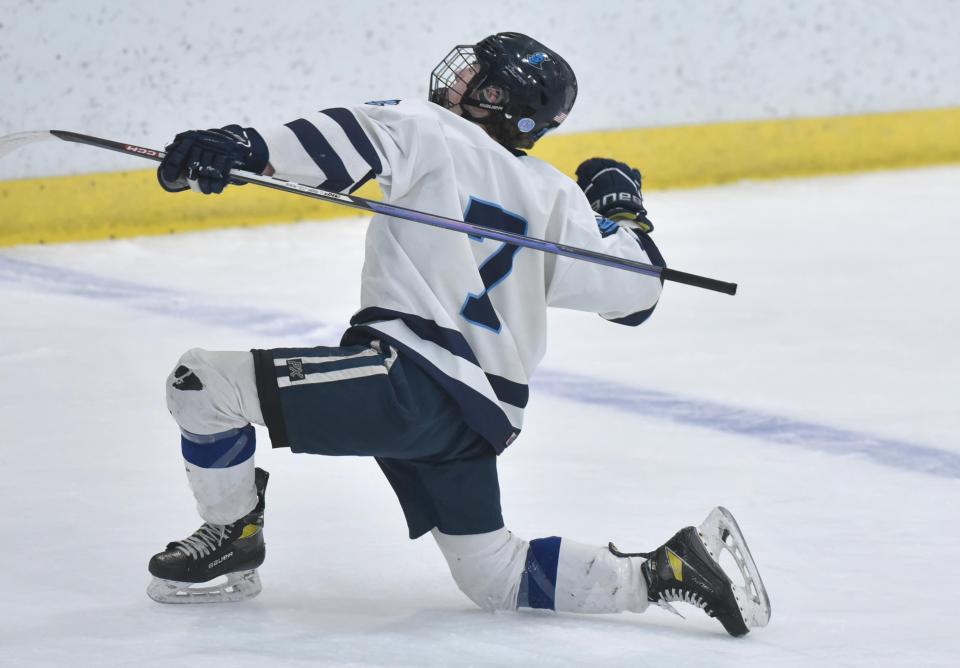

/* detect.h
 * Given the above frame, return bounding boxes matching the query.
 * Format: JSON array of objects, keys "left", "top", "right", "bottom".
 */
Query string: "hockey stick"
[{"left": 1, "top": 130, "right": 737, "bottom": 295}]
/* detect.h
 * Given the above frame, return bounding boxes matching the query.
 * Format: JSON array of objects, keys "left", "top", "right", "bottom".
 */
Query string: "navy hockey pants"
[{"left": 252, "top": 340, "right": 504, "bottom": 538}]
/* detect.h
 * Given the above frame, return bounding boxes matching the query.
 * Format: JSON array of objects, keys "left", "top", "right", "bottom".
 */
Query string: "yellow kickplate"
[
  {"left": 239, "top": 524, "right": 261, "bottom": 539},
  {"left": 666, "top": 548, "right": 684, "bottom": 582},
  {"left": 0, "top": 170, "right": 378, "bottom": 246},
  {"left": 532, "top": 106, "right": 960, "bottom": 190},
  {"left": 2, "top": 107, "right": 959, "bottom": 247}
]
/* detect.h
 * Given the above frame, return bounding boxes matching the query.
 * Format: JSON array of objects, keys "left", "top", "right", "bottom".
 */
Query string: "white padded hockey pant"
[
  {"left": 433, "top": 528, "right": 650, "bottom": 614},
  {"left": 165, "top": 348, "right": 262, "bottom": 525}
]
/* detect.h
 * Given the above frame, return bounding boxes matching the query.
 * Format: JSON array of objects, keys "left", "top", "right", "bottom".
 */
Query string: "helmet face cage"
[
  {"left": 429, "top": 45, "right": 488, "bottom": 111},
  {"left": 429, "top": 34, "right": 577, "bottom": 150}
]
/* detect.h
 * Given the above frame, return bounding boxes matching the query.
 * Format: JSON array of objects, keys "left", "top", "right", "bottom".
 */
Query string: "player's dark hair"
[{"left": 429, "top": 32, "right": 578, "bottom": 150}]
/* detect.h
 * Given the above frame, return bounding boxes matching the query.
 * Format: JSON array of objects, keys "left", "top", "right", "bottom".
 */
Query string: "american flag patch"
[{"left": 553, "top": 111, "right": 568, "bottom": 123}]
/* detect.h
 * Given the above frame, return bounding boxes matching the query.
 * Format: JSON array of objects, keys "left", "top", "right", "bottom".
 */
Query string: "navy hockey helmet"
[{"left": 429, "top": 32, "right": 577, "bottom": 150}]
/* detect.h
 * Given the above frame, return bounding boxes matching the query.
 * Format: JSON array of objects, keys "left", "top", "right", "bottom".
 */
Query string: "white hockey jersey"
[{"left": 258, "top": 99, "right": 664, "bottom": 453}]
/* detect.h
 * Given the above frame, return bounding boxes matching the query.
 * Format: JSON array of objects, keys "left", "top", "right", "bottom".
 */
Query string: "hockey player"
[{"left": 148, "top": 32, "right": 770, "bottom": 636}]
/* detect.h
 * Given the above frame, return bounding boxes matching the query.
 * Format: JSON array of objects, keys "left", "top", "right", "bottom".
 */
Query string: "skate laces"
[
  {"left": 659, "top": 587, "right": 708, "bottom": 610},
  {"left": 175, "top": 523, "right": 228, "bottom": 560},
  {"left": 655, "top": 587, "right": 712, "bottom": 619}
]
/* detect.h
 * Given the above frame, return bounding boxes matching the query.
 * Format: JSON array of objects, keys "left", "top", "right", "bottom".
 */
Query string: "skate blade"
[
  {"left": 147, "top": 569, "right": 262, "bottom": 604},
  {"left": 697, "top": 507, "right": 771, "bottom": 629}
]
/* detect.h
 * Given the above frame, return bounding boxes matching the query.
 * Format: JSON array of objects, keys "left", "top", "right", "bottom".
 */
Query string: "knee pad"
[
  {"left": 166, "top": 348, "right": 262, "bottom": 434},
  {"left": 432, "top": 528, "right": 529, "bottom": 611}
]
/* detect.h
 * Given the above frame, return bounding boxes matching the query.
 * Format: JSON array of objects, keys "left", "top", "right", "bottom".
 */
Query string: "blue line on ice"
[
  {"left": 532, "top": 369, "right": 960, "bottom": 478},
  {"left": 3, "top": 254, "right": 958, "bottom": 479},
  {"left": 0, "top": 255, "right": 337, "bottom": 339}
]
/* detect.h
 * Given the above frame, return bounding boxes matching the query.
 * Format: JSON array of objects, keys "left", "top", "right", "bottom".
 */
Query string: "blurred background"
[{"left": 2, "top": 0, "right": 959, "bottom": 178}]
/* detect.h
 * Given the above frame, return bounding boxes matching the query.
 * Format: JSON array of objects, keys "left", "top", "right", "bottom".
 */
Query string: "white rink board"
[
  {"left": 1, "top": 168, "right": 959, "bottom": 666},
  {"left": 3, "top": 0, "right": 960, "bottom": 178}
]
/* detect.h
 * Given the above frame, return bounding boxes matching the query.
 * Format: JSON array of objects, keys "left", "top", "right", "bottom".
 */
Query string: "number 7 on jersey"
[{"left": 460, "top": 198, "right": 528, "bottom": 333}]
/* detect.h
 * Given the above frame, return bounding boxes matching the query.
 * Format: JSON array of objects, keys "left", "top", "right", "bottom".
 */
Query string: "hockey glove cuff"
[
  {"left": 157, "top": 125, "right": 269, "bottom": 195},
  {"left": 576, "top": 157, "right": 653, "bottom": 233}
]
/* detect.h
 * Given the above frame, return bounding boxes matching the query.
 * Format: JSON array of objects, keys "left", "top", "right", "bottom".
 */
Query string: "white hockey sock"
[
  {"left": 181, "top": 427, "right": 258, "bottom": 525},
  {"left": 432, "top": 528, "right": 529, "bottom": 611},
  {"left": 549, "top": 539, "right": 649, "bottom": 613},
  {"left": 166, "top": 349, "right": 264, "bottom": 525},
  {"left": 433, "top": 529, "right": 649, "bottom": 614}
]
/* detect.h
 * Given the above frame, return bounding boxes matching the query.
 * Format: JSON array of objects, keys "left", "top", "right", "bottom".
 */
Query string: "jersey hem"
[
  {"left": 601, "top": 230, "right": 665, "bottom": 326},
  {"left": 342, "top": 323, "right": 520, "bottom": 454}
]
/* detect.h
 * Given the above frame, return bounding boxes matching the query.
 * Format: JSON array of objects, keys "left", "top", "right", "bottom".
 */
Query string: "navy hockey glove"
[
  {"left": 576, "top": 157, "right": 653, "bottom": 233},
  {"left": 157, "top": 125, "right": 268, "bottom": 195}
]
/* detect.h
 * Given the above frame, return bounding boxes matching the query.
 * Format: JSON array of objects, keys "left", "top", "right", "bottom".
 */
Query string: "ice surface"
[{"left": 1, "top": 167, "right": 959, "bottom": 666}]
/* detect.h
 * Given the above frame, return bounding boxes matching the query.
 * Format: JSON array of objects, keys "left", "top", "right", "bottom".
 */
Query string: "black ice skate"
[
  {"left": 147, "top": 467, "right": 269, "bottom": 604},
  {"left": 610, "top": 506, "right": 771, "bottom": 636}
]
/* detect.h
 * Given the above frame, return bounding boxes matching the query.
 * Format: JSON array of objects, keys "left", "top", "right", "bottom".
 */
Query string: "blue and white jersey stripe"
[
  {"left": 263, "top": 107, "right": 383, "bottom": 193},
  {"left": 319, "top": 107, "right": 383, "bottom": 177}
]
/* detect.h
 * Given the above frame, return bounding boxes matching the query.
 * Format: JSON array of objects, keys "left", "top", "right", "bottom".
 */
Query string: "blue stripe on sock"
[
  {"left": 181, "top": 424, "right": 256, "bottom": 469},
  {"left": 518, "top": 536, "right": 561, "bottom": 610}
]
